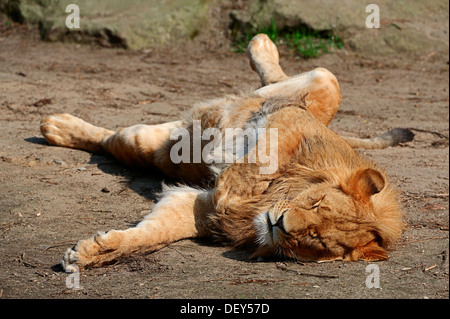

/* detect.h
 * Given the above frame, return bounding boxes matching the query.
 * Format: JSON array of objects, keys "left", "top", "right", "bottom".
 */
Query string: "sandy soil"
[{"left": 0, "top": 19, "right": 448, "bottom": 299}]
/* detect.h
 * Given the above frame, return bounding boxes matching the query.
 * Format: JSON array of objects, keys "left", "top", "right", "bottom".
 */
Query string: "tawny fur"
[{"left": 39, "top": 34, "right": 409, "bottom": 271}]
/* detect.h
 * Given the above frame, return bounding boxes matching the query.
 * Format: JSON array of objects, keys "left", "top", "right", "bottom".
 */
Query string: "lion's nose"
[
  {"left": 272, "top": 214, "right": 286, "bottom": 233},
  {"left": 271, "top": 214, "right": 287, "bottom": 244}
]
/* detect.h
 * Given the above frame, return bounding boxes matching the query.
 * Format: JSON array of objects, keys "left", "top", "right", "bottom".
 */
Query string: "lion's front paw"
[{"left": 61, "top": 231, "right": 125, "bottom": 272}]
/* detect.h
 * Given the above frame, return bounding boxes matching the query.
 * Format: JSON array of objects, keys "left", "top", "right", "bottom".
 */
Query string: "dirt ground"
[{"left": 0, "top": 18, "right": 448, "bottom": 300}]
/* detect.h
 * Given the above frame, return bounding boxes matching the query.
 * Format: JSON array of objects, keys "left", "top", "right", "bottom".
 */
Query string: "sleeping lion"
[{"left": 40, "top": 34, "right": 413, "bottom": 272}]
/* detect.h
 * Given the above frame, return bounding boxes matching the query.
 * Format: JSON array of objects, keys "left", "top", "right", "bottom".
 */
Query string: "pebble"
[{"left": 28, "top": 160, "right": 37, "bottom": 167}]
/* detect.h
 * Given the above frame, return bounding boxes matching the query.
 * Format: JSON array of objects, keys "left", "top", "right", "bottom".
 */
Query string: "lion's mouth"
[{"left": 254, "top": 211, "right": 287, "bottom": 247}]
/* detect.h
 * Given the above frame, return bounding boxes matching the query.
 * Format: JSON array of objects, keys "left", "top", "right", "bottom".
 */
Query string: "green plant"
[{"left": 232, "top": 19, "right": 344, "bottom": 59}]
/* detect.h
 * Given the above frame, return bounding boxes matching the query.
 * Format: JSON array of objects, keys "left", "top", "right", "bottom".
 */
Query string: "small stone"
[{"left": 101, "top": 187, "right": 110, "bottom": 193}]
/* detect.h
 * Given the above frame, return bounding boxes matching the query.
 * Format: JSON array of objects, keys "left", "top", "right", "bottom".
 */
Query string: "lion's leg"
[
  {"left": 343, "top": 128, "right": 415, "bottom": 149},
  {"left": 255, "top": 68, "right": 341, "bottom": 127},
  {"left": 99, "top": 121, "right": 182, "bottom": 170},
  {"left": 247, "top": 34, "right": 414, "bottom": 148},
  {"left": 41, "top": 114, "right": 183, "bottom": 173},
  {"left": 247, "top": 35, "right": 341, "bottom": 127},
  {"left": 61, "top": 186, "right": 214, "bottom": 271}
]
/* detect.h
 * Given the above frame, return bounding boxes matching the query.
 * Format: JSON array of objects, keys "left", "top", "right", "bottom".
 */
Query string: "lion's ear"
[
  {"left": 353, "top": 240, "right": 389, "bottom": 261},
  {"left": 348, "top": 168, "right": 385, "bottom": 200}
]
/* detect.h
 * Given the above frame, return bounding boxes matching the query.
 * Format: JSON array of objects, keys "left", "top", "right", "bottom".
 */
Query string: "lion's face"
[{"left": 254, "top": 168, "right": 393, "bottom": 262}]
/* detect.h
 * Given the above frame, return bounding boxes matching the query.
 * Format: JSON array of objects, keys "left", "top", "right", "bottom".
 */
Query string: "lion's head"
[{"left": 252, "top": 168, "right": 405, "bottom": 262}]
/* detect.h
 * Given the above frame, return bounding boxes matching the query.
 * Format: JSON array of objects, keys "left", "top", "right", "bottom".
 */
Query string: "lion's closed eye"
[
  {"left": 310, "top": 196, "right": 326, "bottom": 210},
  {"left": 311, "top": 202, "right": 320, "bottom": 210}
]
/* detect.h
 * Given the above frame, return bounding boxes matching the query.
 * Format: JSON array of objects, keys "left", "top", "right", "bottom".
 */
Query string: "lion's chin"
[{"left": 254, "top": 211, "right": 273, "bottom": 247}]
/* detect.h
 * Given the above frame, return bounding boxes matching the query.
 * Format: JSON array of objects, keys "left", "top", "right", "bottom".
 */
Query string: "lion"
[{"left": 39, "top": 34, "right": 412, "bottom": 272}]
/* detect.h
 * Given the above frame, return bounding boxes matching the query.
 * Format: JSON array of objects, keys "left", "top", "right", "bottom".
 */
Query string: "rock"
[
  {"left": 27, "top": 160, "right": 37, "bottom": 167},
  {"left": 53, "top": 159, "right": 64, "bottom": 165},
  {"left": 230, "top": 0, "right": 449, "bottom": 57},
  {"left": 1, "top": 0, "right": 210, "bottom": 49},
  {"left": 2, "top": 0, "right": 448, "bottom": 56},
  {"left": 101, "top": 187, "right": 110, "bottom": 193},
  {"left": 443, "top": 248, "right": 449, "bottom": 274}
]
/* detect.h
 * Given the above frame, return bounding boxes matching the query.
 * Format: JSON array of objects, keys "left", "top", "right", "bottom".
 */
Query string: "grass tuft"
[{"left": 232, "top": 19, "right": 344, "bottom": 59}]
